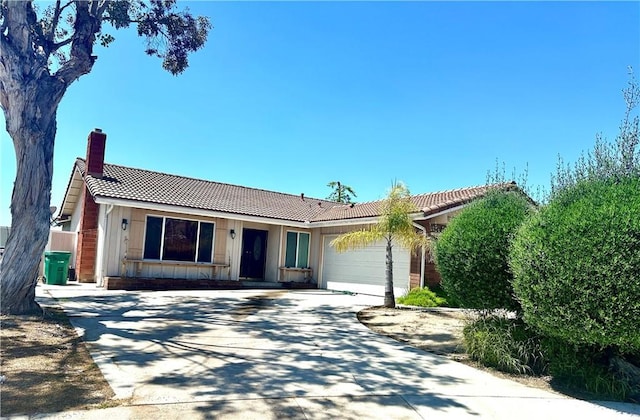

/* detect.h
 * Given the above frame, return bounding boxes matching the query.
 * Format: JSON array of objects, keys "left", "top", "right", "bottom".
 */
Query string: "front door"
[{"left": 239, "top": 228, "right": 268, "bottom": 279}]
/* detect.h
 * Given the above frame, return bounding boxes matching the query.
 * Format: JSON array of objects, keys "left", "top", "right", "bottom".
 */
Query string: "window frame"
[
  {"left": 142, "top": 214, "right": 216, "bottom": 263},
  {"left": 284, "top": 230, "right": 311, "bottom": 269}
]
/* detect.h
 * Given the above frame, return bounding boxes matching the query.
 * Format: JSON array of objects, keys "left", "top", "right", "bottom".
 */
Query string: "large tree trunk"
[
  {"left": 0, "top": 1, "right": 68, "bottom": 314},
  {"left": 384, "top": 238, "right": 395, "bottom": 308},
  {"left": 0, "top": 85, "right": 62, "bottom": 314}
]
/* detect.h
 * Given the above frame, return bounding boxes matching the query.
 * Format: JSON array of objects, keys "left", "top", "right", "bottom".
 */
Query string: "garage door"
[{"left": 321, "top": 234, "right": 410, "bottom": 297}]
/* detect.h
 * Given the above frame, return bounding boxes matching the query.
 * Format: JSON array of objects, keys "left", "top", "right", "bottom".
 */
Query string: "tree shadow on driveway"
[{"left": 51, "top": 289, "right": 484, "bottom": 417}]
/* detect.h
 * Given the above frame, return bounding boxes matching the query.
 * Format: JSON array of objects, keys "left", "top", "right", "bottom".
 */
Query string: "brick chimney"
[
  {"left": 76, "top": 129, "right": 106, "bottom": 282},
  {"left": 86, "top": 128, "right": 106, "bottom": 177}
]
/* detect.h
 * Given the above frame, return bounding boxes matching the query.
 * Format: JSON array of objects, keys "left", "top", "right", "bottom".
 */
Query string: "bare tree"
[{"left": 0, "top": 0, "right": 211, "bottom": 314}]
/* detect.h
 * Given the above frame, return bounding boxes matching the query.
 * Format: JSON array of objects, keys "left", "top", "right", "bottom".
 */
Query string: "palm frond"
[{"left": 330, "top": 229, "right": 384, "bottom": 252}]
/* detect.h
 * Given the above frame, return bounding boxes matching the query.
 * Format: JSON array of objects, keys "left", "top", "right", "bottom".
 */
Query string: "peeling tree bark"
[
  {"left": 0, "top": 55, "right": 66, "bottom": 314},
  {"left": 0, "top": 1, "right": 97, "bottom": 314}
]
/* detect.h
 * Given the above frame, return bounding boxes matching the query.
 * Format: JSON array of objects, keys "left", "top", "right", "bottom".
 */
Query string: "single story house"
[{"left": 57, "top": 129, "right": 504, "bottom": 297}]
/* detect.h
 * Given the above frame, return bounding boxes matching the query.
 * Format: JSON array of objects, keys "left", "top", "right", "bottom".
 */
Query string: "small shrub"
[
  {"left": 435, "top": 189, "right": 534, "bottom": 311},
  {"left": 541, "top": 336, "right": 636, "bottom": 401},
  {"left": 462, "top": 316, "right": 545, "bottom": 375},
  {"left": 397, "top": 287, "right": 447, "bottom": 307}
]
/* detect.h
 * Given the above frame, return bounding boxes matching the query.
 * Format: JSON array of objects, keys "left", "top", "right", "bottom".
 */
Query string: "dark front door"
[{"left": 239, "top": 228, "right": 268, "bottom": 279}]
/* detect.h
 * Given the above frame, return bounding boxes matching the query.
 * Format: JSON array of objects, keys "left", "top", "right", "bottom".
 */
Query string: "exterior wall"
[
  {"left": 265, "top": 224, "right": 281, "bottom": 282},
  {"left": 68, "top": 196, "right": 83, "bottom": 232}
]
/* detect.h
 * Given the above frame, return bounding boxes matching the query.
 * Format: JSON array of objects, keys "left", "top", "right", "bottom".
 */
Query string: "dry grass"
[{"left": 0, "top": 307, "right": 115, "bottom": 416}]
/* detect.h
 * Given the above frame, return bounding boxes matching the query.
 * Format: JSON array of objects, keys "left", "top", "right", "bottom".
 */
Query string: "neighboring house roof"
[
  {"left": 59, "top": 158, "right": 513, "bottom": 224},
  {"left": 310, "top": 184, "right": 509, "bottom": 222}
]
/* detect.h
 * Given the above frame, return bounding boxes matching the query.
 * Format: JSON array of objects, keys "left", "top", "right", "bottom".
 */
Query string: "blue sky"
[{"left": 1, "top": 1, "right": 639, "bottom": 226}]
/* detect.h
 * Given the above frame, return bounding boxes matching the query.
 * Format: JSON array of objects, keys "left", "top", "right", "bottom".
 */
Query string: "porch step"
[
  {"left": 241, "top": 281, "right": 316, "bottom": 290},
  {"left": 240, "top": 281, "right": 283, "bottom": 289},
  {"left": 102, "top": 276, "right": 316, "bottom": 291}
]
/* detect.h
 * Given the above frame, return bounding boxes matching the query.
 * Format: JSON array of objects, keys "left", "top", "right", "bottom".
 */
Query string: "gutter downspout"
[{"left": 413, "top": 222, "right": 427, "bottom": 288}]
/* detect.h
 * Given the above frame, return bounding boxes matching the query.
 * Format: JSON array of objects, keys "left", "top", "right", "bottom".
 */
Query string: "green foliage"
[
  {"left": 510, "top": 177, "right": 640, "bottom": 352},
  {"left": 397, "top": 287, "right": 447, "bottom": 307},
  {"left": 428, "top": 284, "right": 460, "bottom": 308},
  {"left": 326, "top": 181, "right": 357, "bottom": 203},
  {"left": 541, "top": 336, "right": 636, "bottom": 401},
  {"left": 462, "top": 316, "right": 545, "bottom": 375},
  {"left": 435, "top": 190, "right": 533, "bottom": 311},
  {"left": 551, "top": 71, "right": 639, "bottom": 197},
  {"left": 29, "top": 0, "right": 212, "bottom": 75}
]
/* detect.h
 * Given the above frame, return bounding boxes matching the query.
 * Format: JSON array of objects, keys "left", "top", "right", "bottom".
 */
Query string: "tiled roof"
[
  {"left": 74, "top": 158, "right": 510, "bottom": 224},
  {"left": 76, "top": 159, "right": 339, "bottom": 223},
  {"left": 310, "top": 184, "right": 506, "bottom": 222}
]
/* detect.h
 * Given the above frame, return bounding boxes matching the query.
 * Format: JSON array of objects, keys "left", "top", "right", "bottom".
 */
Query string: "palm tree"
[
  {"left": 330, "top": 182, "right": 430, "bottom": 308},
  {"left": 326, "top": 181, "right": 357, "bottom": 203}
]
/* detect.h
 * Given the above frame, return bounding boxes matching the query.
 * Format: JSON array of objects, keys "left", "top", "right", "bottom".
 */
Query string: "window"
[
  {"left": 143, "top": 216, "right": 215, "bottom": 263},
  {"left": 285, "top": 231, "right": 310, "bottom": 268}
]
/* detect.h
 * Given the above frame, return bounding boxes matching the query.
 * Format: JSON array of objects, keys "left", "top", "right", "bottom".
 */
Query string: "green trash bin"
[{"left": 44, "top": 251, "right": 71, "bottom": 285}]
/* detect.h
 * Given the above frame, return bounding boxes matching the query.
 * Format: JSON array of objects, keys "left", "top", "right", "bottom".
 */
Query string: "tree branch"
[
  {"left": 53, "top": 1, "right": 100, "bottom": 86},
  {"left": 52, "top": 36, "right": 73, "bottom": 50},
  {"left": 46, "top": 0, "right": 63, "bottom": 43}
]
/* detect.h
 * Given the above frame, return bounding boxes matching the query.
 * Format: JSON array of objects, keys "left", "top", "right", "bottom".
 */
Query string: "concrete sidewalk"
[{"left": 11, "top": 284, "right": 640, "bottom": 419}]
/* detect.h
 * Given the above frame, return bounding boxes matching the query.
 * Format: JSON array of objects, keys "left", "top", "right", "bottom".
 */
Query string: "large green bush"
[
  {"left": 435, "top": 190, "right": 533, "bottom": 311},
  {"left": 511, "top": 177, "right": 640, "bottom": 352}
]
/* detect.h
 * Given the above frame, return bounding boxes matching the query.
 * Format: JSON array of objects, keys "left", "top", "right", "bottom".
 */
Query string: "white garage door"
[{"left": 321, "top": 234, "right": 410, "bottom": 297}]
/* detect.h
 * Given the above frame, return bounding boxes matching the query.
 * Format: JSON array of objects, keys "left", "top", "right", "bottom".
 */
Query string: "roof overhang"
[
  {"left": 93, "top": 196, "right": 314, "bottom": 229},
  {"left": 422, "top": 204, "right": 468, "bottom": 220},
  {"left": 58, "top": 165, "right": 84, "bottom": 219}
]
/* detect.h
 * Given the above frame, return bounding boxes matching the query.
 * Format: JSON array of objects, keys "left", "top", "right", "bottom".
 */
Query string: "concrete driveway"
[{"left": 35, "top": 284, "right": 639, "bottom": 419}]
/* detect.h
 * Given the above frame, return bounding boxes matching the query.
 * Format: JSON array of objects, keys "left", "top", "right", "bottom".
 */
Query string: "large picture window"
[
  {"left": 285, "top": 231, "right": 310, "bottom": 268},
  {"left": 143, "top": 216, "right": 215, "bottom": 263}
]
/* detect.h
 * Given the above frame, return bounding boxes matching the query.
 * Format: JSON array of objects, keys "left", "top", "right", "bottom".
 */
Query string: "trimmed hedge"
[
  {"left": 435, "top": 190, "right": 533, "bottom": 311},
  {"left": 510, "top": 177, "right": 640, "bottom": 352}
]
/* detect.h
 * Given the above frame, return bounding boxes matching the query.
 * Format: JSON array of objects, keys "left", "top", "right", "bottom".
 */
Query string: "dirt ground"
[
  {"left": 0, "top": 307, "right": 115, "bottom": 416},
  {"left": 358, "top": 306, "right": 468, "bottom": 360},
  {"left": 358, "top": 306, "right": 556, "bottom": 393}
]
